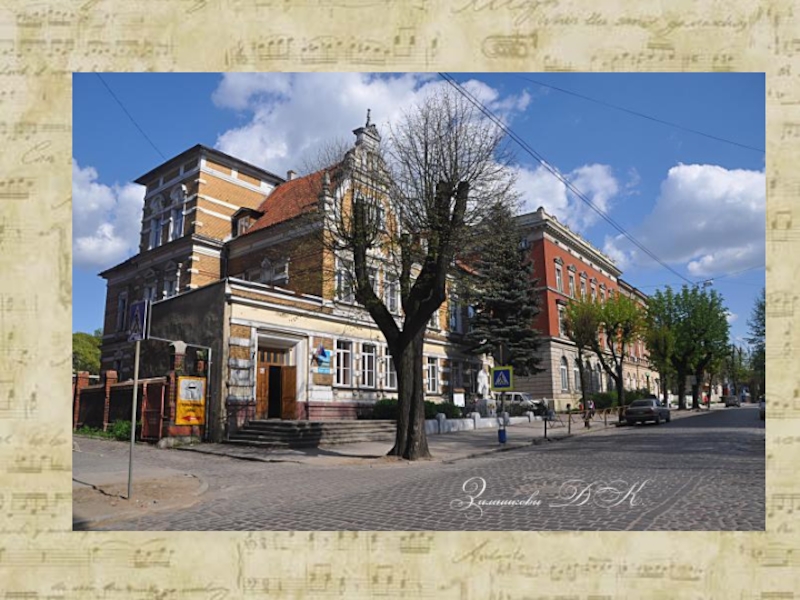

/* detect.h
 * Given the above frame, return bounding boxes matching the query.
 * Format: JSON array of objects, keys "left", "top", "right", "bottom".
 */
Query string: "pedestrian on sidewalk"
[{"left": 584, "top": 400, "right": 592, "bottom": 429}]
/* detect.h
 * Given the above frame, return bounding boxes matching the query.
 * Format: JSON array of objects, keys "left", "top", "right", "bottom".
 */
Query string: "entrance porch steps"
[{"left": 225, "top": 420, "right": 397, "bottom": 448}]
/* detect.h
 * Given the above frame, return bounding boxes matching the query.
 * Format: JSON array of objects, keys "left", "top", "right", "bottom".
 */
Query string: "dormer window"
[{"left": 237, "top": 218, "right": 251, "bottom": 237}]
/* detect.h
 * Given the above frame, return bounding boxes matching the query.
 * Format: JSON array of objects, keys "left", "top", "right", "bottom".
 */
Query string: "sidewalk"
[{"left": 174, "top": 406, "right": 709, "bottom": 466}]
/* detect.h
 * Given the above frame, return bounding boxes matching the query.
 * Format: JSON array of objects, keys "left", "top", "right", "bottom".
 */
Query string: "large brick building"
[
  {"left": 515, "top": 207, "right": 658, "bottom": 408},
  {"left": 97, "top": 118, "right": 656, "bottom": 441}
]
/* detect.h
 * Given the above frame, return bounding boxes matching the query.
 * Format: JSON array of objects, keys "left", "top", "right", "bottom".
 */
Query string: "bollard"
[
  {"left": 498, "top": 428, "right": 507, "bottom": 444},
  {"left": 604, "top": 410, "right": 607, "bottom": 427}
]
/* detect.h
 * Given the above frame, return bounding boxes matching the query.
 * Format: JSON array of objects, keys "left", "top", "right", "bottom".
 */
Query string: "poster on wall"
[
  {"left": 176, "top": 376, "right": 206, "bottom": 425},
  {"left": 314, "top": 344, "right": 331, "bottom": 374}
]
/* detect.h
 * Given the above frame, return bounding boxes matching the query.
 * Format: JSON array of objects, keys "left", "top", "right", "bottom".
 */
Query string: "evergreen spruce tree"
[{"left": 463, "top": 203, "right": 544, "bottom": 376}]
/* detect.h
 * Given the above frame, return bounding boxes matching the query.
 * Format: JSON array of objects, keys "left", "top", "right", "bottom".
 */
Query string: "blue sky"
[{"left": 73, "top": 72, "right": 765, "bottom": 345}]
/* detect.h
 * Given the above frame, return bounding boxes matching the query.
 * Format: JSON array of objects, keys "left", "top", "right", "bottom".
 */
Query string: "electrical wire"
[
  {"left": 95, "top": 73, "right": 166, "bottom": 160},
  {"left": 439, "top": 72, "right": 695, "bottom": 286},
  {"left": 517, "top": 76, "right": 765, "bottom": 154}
]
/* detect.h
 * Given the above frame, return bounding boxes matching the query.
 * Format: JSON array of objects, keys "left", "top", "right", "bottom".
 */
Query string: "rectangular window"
[
  {"left": 143, "top": 283, "right": 157, "bottom": 302},
  {"left": 426, "top": 357, "right": 438, "bottom": 394},
  {"left": 452, "top": 361, "right": 463, "bottom": 389},
  {"left": 449, "top": 298, "right": 464, "bottom": 333},
  {"left": 600, "top": 289, "right": 606, "bottom": 303},
  {"left": 555, "top": 265, "right": 563, "bottom": 293},
  {"left": 429, "top": 310, "right": 440, "bottom": 330},
  {"left": 580, "top": 278, "right": 587, "bottom": 298},
  {"left": 336, "top": 260, "right": 354, "bottom": 302},
  {"left": 116, "top": 293, "right": 128, "bottom": 332},
  {"left": 385, "top": 352, "right": 397, "bottom": 389},
  {"left": 164, "top": 278, "right": 177, "bottom": 298},
  {"left": 335, "top": 340, "right": 352, "bottom": 386},
  {"left": 385, "top": 277, "right": 399, "bottom": 314},
  {"left": 591, "top": 284, "right": 597, "bottom": 302},
  {"left": 170, "top": 208, "right": 184, "bottom": 241},
  {"left": 368, "top": 267, "right": 378, "bottom": 295},
  {"left": 558, "top": 306, "right": 566, "bottom": 338},
  {"left": 361, "top": 343, "right": 376, "bottom": 388},
  {"left": 568, "top": 273, "right": 575, "bottom": 298}
]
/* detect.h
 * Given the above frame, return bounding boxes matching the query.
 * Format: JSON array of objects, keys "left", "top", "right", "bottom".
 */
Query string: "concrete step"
[{"left": 226, "top": 420, "right": 398, "bottom": 449}]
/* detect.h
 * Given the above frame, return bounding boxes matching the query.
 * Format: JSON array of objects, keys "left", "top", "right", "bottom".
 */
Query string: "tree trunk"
[
  {"left": 660, "top": 369, "right": 669, "bottom": 405},
  {"left": 388, "top": 329, "right": 430, "bottom": 460},
  {"left": 676, "top": 369, "right": 687, "bottom": 410},
  {"left": 616, "top": 362, "right": 625, "bottom": 419}
]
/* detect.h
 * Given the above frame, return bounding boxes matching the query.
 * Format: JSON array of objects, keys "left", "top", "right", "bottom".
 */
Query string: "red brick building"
[{"left": 515, "top": 207, "right": 657, "bottom": 409}]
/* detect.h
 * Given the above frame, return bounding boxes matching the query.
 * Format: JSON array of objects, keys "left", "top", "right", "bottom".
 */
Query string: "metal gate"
[{"left": 140, "top": 381, "right": 166, "bottom": 441}]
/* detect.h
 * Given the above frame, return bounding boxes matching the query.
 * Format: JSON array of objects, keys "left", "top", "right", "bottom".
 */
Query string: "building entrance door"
[{"left": 255, "top": 348, "right": 295, "bottom": 420}]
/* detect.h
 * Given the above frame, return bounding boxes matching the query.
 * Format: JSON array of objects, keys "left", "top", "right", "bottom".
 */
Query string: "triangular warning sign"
[{"left": 494, "top": 371, "right": 510, "bottom": 387}]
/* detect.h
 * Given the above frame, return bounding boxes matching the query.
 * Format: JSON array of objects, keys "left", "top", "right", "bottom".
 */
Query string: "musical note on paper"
[
  {"left": 481, "top": 34, "right": 538, "bottom": 59},
  {"left": 766, "top": 292, "right": 797, "bottom": 318},
  {"left": 227, "top": 28, "right": 439, "bottom": 68},
  {"left": 0, "top": 177, "right": 35, "bottom": 200}
]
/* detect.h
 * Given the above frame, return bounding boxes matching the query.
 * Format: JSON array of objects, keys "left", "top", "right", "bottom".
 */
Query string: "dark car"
[{"left": 625, "top": 398, "right": 671, "bottom": 425}]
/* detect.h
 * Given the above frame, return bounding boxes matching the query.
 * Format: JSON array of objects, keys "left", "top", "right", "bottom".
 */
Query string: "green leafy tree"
[
  {"left": 563, "top": 295, "right": 601, "bottom": 411},
  {"left": 590, "top": 292, "right": 645, "bottom": 413},
  {"left": 746, "top": 287, "right": 765, "bottom": 396},
  {"left": 643, "top": 320, "right": 675, "bottom": 405},
  {"left": 463, "top": 202, "right": 544, "bottom": 377},
  {"left": 687, "top": 286, "right": 730, "bottom": 409},
  {"left": 652, "top": 285, "right": 730, "bottom": 410},
  {"left": 73, "top": 328, "right": 102, "bottom": 375}
]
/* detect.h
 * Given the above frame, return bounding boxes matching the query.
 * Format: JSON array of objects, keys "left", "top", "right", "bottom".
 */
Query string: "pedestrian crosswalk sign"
[
  {"left": 491, "top": 366, "right": 513, "bottom": 391},
  {"left": 128, "top": 300, "right": 149, "bottom": 342}
]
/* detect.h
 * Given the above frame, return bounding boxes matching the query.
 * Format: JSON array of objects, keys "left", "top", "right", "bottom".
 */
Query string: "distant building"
[{"left": 515, "top": 208, "right": 657, "bottom": 409}]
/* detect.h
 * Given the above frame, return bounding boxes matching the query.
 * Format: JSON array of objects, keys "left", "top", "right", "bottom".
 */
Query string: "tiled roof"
[{"left": 244, "top": 169, "right": 325, "bottom": 235}]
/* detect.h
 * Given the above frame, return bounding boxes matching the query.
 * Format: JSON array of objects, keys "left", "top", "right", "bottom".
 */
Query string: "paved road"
[{"left": 79, "top": 405, "right": 764, "bottom": 531}]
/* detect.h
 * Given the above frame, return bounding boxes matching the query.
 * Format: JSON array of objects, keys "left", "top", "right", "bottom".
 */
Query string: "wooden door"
[
  {"left": 280, "top": 366, "right": 297, "bottom": 420},
  {"left": 256, "top": 355, "right": 269, "bottom": 419}
]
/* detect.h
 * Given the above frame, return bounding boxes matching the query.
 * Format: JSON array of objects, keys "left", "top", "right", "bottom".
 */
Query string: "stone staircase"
[{"left": 225, "top": 420, "right": 397, "bottom": 449}]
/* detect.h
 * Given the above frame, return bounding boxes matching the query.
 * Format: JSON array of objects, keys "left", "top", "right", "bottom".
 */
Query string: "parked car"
[
  {"left": 500, "top": 392, "right": 548, "bottom": 416},
  {"left": 624, "top": 398, "right": 671, "bottom": 425},
  {"left": 759, "top": 396, "right": 765, "bottom": 420},
  {"left": 724, "top": 396, "right": 741, "bottom": 408}
]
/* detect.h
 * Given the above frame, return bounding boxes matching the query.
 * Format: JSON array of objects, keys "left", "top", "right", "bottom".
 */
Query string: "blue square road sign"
[{"left": 491, "top": 366, "right": 513, "bottom": 391}]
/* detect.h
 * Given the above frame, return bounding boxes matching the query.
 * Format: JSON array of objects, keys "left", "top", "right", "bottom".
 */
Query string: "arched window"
[
  {"left": 560, "top": 357, "right": 569, "bottom": 392},
  {"left": 148, "top": 196, "right": 165, "bottom": 249},
  {"left": 584, "top": 360, "right": 592, "bottom": 392},
  {"left": 573, "top": 359, "right": 581, "bottom": 391},
  {"left": 595, "top": 363, "right": 603, "bottom": 393},
  {"left": 169, "top": 185, "right": 186, "bottom": 242}
]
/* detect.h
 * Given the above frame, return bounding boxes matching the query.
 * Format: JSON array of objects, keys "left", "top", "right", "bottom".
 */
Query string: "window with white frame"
[
  {"left": 335, "top": 340, "right": 352, "bottom": 386},
  {"left": 428, "top": 309, "right": 440, "bottom": 330},
  {"left": 335, "top": 260, "right": 354, "bottom": 302},
  {"left": 591, "top": 283, "right": 597, "bottom": 302},
  {"left": 116, "top": 292, "right": 128, "bottom": 332},
  {"left": 568, "top": 272, "right": 575, "bottom": 298},
  {"left": 580, "top": 276, "right": 587, "bottom": 298},
  {"left": 555, "top": 265, "right": 563, "bottom": 293},
  {"left": 560, "top": 356, "right": 569, "bottom": 391},
  {"left": 361, "top": 343, "right": 376, "bottom": 388},
  {"left": 573, "top": 360, "right": 581, "bottom": 391},
  {"left": 467, "top": 305, "right": 476, "bottom": 333},
  {"left": 426, "top": 357, "right": 438, "bottom": 393},
  {"left": 170, "top": 207, "right": 184, "bottom": 241},
  {"left": 368, "top": 267, "right": 378, "bottom": 295},
  {"left": 384, "top": 275, "right": 399, "bottom": 314},
  {"left": 385, "top": 352, "right": 397, "bottom": 389},
  {"left": 558, "top": 305, "right": 566, "bottom": 337},
  {"left": 163, "top": 277, "right": 177, "bottom": 298},
  {"left": 449, "top": 296, "right": 464, "bottom": 333},
  {"left": 143, "top": 281, "right": 158, "bottom": 302}
]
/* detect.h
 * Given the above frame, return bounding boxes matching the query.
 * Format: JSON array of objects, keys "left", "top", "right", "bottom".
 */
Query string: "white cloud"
[
  {"left": 604, "top": 164, "right": 765, "bottom": 277},
  {"left": 515, "top": 163, "right": 619, "bottom": 231},
  {"left": 73, "top": 159, "right": 144, "bottom": 271},
  {"left": 726, "top": 311, "right": 738, "bottom": 324},
  {"left": 212, "top": 73, "right": 532, "bottom": 177}
]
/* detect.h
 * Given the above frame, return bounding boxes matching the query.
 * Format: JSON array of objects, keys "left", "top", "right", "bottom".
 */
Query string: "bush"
[
  {"left": 372, "top": 399, "right": 398, "bottom": 420},
  {"left": 590, "top": 392, "right": 618, "bottom": 409},
  {"left": 506, "top": 403, "right": 529, "bottom": 417},
  {"left": 367, "top": 399, "right": 463, "bottom": 420}
]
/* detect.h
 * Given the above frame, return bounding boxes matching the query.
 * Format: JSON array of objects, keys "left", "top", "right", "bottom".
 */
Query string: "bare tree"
[{"left": 306, "top": 90, "right": 517, "bottom": 459}]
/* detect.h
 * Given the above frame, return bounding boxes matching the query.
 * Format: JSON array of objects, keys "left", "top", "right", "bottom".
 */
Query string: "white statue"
[{"left": 477, "top": 366, "right": 491, "bottom": 399}]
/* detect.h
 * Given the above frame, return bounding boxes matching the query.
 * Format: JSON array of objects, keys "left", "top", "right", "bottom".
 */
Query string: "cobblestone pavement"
[{"left": 87, "top": 406, "right": 764, "bottom": 531}]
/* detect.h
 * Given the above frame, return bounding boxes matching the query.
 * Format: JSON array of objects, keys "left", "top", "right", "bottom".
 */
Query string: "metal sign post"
[
  {"left": 126, "top": 300, "right": 148, "bottom": 500},
  {"left": 491, "top": 357, "right": 513, "bottom": 444}
]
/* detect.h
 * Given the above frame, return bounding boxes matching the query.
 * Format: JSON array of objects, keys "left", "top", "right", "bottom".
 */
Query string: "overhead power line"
[
  {"left": 517, "top": 76, "right": 765, "bottom": 154},
  {"left": 95, "top": 73, "right": 166, "bottom": 161},
  {"left": 439, "top": 72, "right": 695, "bottom": 287}
]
